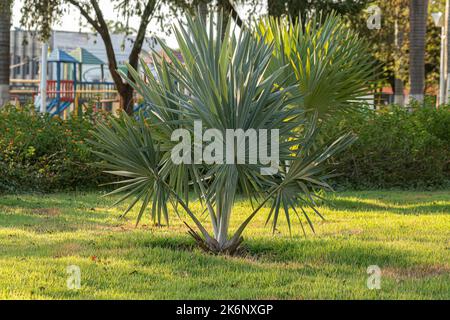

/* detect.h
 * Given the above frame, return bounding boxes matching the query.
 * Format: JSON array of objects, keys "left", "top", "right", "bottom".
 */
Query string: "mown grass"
[{"left": 0, "top": 190, "right": 449, "bottom": 300}]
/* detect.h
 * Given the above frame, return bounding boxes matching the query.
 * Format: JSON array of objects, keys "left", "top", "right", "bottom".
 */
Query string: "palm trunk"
[
  {"left": 214, "top": 167, "right": 238, "bottom": 251},
  {"left": 409, "top": 0, "right": 429, "bottom": 103},
  {"left": 0, "top": 3, "right": 11, "bottom": 107}
]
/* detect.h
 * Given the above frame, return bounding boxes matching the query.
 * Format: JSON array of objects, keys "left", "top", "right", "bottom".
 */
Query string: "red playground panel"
[{"left": 47, "top": 80, "right": 75, "bottom": 102}]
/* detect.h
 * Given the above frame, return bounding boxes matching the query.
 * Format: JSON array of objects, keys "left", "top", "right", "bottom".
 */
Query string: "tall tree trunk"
[
  {"left": 70, "top": 0, "right": 156, "bottom": 115},
  {"left": 394, "top": 19, "right": 405, "bottom": 106},
  {"left": 99, "top": 32, "right": 133, "bottom": 114},
  {"left": 119, "top": 85, "right": 134, "bottom": 114},
  {"left": 0, "top": 2, "right": 11, "bottom": 107},
  {"left": 445, "top": 0, "right": 450, "bottom": 104},
  {"left": 217, "top": 0, "right": 243, "bottom": 38},
  {"left": 409, "top": 0, "right": 429, "bottom": 103},
  {"left": 394, "top": 78, "right": 405, "bottom": 105}
]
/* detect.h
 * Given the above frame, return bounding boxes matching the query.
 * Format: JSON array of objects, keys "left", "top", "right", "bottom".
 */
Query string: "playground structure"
[{"left": 10, "top": 47, "right": 121, "bottom": 117}]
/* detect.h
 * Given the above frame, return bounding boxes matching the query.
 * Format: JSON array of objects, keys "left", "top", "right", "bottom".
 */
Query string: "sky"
[{"left": 12, "top": 0, "right": 268, "bottom": 48}]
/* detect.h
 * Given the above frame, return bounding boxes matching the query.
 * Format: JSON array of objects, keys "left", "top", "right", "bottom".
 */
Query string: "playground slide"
[{"left": 34, "top": 95, "right": 72, "bottom": 117}]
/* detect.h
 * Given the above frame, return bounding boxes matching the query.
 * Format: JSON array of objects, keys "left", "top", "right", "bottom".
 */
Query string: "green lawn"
[{"left": 0, "top": 190, "right": 449, "bottom": 300}]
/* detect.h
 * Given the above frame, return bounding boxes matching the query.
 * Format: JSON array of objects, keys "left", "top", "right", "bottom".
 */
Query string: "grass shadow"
[{"left": 326, "top": 197, "right": 450, "bottom": 215}]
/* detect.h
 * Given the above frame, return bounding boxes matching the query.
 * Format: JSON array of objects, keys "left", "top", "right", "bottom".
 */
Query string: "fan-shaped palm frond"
[
  {"left": 89, "top": 113, "right": 215, "bottom": 245},
  {"left": 256, "top": 13, "right": 378, "bottom": 118}
]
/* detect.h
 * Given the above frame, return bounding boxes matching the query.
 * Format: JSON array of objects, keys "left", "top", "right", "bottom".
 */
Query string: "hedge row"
[
  {"left": 322, "top": 104, "right": 450, "bottom": 189},
  {"left": 0, "top": 106, "right": 110, "bottom": 193},
  {"left": 1, "top": 104, "right": 449, "bottom": 193}
]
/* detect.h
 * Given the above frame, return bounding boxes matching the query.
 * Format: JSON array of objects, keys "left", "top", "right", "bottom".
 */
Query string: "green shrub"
[
  {"left": 322, "top": 104, "right": 450, "bottom": 189},
  {"left": 2, "top": 103, "right": 448, "bottom": 193},
  {"left": 0, "top": 105, "right": 109, "bottom": 193}
]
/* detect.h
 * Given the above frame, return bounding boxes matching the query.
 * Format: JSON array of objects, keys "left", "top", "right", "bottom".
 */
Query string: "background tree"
[
  {"left": 351, "top": 0, "right": 409, "bottom": 105},
  {"left": 195, "top": 0, "right": 440, "bottom": 106},
  {"left": 352, "top": 0, "right": 444, "bottom": 105},
  {"left": 0, "top": 1, "right": 12, "bottom": 107},
  {"left": 190, "top": 1, "right": 247, "bottom": 31},
  {"left": 409, "top": 0, "right": 429, "bottom": 102},
  {"left": 426, "top": 0, "right": 448, "bottom": 101},
  {"left": 267, "top": 0, "right": 368, "bottom": 23},
  {"left": 20, "top": 0, "right": 188, "bottom": 114},
  {"left": 20, "top": 0, "right": 251, "bottom": 113}
]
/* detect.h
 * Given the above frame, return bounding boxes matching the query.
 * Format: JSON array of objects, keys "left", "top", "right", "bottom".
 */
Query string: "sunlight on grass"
[{"left": 0, "top": 191, "right": 449, "bottom": 299}]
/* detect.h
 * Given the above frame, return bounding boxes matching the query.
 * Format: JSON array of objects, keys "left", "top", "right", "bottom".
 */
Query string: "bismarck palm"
[{"left": 90, "top": 12, "right": 374, "bottom": 254}]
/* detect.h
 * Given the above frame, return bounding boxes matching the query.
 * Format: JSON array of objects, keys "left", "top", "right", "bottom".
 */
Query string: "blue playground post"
[{"left": 56, "top": 61, "right": 61, "bottom": 114}]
